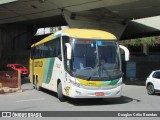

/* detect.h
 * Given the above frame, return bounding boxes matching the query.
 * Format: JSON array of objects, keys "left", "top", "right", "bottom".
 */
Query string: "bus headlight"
[{"left": 70, "top": 79, "right": 84, "bottom": 88}]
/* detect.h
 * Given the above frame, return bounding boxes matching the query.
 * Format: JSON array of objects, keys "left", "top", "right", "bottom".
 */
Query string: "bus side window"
[
  {"left": 56, "top": 39, "right": 61, "bottom": 60},
  {"left": 34, "top": 46, "right": 39, "bottom": 59},
  {"left": 62, "top": 36, "right": 69, "bottom": 59}
]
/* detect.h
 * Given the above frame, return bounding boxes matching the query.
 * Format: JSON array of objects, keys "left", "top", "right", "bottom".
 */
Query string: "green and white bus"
[{"left": 30, "top": 28, "right": 129, "bottom": 102}]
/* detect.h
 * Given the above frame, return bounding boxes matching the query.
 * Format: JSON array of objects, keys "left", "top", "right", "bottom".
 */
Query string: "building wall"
[
  {"left": 0, "top": 24, "right": 35, "bottom": 68},
  {"left": 1, "top": 50, "right": 30, "bottom": 68},
  {"left": 123, "top": 55, "right": 160, "bottom": 83},
  {"left": 132, "top": 55, "right": 160, "bottom": 79}
]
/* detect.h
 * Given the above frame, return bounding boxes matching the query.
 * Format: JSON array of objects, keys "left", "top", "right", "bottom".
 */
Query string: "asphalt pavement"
[{"left": 0, "top": 78, "right": 160, "bottom": 120}]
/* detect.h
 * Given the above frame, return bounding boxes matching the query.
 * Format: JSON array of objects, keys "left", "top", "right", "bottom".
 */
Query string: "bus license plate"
[{"left": 95, "top": 92, "right": 104, "bottom": 96}]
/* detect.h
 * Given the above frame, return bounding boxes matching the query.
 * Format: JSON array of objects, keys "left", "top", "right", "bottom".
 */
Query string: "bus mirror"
[
  {"left": 65, "top": 43, "right": 72, "bottom": 60},
  {"left": 119, "top": 45, "right": 129, "bottom": 61}
]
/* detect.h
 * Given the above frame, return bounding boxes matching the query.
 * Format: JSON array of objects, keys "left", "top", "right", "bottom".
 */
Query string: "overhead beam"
[
  {"left": 0, "top": 0, "right": 17, "bottom": 5},
  {"left": 120, "top": 16, "right": 160, "bottom": 40},
  {"left": 63, "top": 9, "right": 126, "bottom": 39}
]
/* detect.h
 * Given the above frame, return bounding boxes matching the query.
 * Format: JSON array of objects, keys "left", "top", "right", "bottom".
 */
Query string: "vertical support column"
[{"left": 142, "top": 44, "right": 148, "bottom": 55}]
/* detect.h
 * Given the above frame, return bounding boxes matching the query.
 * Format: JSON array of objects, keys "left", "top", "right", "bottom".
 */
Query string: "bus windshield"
[{"left": 69, "top": 38, "right": 122, "bottom": 81}]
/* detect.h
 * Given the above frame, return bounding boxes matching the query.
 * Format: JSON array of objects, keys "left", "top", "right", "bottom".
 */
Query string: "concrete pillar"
[{"left": 142, "top": 44, "right": 148, "bottom": 55}]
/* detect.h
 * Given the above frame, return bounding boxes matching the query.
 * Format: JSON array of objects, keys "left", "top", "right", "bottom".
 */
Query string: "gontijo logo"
[{"left": 34, "top": 61, "right": 43, "bottom": 67}]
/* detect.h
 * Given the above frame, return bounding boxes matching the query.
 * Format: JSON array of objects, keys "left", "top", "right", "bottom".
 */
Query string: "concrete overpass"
[{"left": 0, "top": 0, "right": 160, "bottom": 67}]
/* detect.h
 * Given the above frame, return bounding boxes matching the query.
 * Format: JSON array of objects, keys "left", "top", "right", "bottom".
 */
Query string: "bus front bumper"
[{"left": 67, "top": 85, "right": 122, "bottom": 98}]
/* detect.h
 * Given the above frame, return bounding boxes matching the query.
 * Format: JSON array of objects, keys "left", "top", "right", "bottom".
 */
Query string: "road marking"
[{"left": 16, "top": 98, "right": 45, "bottom": 102}]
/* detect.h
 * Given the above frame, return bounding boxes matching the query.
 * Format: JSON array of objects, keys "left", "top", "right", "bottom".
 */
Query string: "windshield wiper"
[
  {"left": 74, "top": 73, "right": 90, "bottom": 80},
  {"left": 88, "top": 60, "right": 114, "bottom": 80},
  {"left": 87, "top": 67, "right": 99, "bottom": 80},
  {"left": 82, "top": 67, "right": 93, "bottom": 70},
  {"left": 87, "top": 50, "right": 100, "bottom": 80}
]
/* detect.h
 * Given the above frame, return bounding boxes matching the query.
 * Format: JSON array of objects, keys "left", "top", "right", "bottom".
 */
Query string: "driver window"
[{"left": 62, "top": 36, "right": 71, "bottom": 72}]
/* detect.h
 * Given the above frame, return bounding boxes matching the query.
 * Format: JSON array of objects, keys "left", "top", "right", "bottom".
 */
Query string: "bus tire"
[
  {"left": 35, "top": 79, "right": 41, "bottom": 91},
  {"left": 33, "top": 76, "right": 36, "bottom": 89},
  {"left": 57, "top": 82, "right": 66, "bottom": 102}
]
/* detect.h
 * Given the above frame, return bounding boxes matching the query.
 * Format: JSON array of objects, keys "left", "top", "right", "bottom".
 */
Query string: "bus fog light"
[{"left": 75, "top": 91, "right": 81, "bottom": 95}]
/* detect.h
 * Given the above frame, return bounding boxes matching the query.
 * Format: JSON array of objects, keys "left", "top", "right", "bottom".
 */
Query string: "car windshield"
[
  {"left": 69, "top": 38, "right": 122, "bottom": 80},
  {"left": 15, "top": 65, "right": 24, "bottom": 68}
]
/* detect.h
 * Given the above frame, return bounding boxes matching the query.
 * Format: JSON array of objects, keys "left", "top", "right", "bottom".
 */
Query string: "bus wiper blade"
[
  {"left": 87, "top": 69, "right": 99, "bottom": 80},
  {"left": 74, "top": 73, "right": 91, "bottom": 80}
]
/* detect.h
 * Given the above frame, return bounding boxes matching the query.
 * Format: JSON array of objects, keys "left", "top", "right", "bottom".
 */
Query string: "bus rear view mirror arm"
[
  {"left": 119, "top": 45, "right": 130, "bottom": 61},
  {"left": 65, "top": 43, "right": 72, "bottom": 60}
]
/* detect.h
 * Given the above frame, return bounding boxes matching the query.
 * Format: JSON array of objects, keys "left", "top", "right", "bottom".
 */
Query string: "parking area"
[{"left": 0, "top": 80, "right": 160, "bottom": 112}]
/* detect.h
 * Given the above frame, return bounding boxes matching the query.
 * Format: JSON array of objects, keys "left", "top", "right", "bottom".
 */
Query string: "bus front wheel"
[{"left": 57, "top": 82, "right": 66, "bottom": 102}]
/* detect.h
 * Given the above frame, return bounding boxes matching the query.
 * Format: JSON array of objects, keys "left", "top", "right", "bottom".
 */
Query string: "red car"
[{"left": 6, "top": 64, "right": 29, "bottom": 77}]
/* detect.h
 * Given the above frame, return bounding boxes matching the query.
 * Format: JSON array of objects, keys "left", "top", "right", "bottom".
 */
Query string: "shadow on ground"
[
  {"left": 153, "top": 92, "right": 160, "bottom": 96},
  {"left": 41, "top": 88, "right": 141, "bottom": 106},
  {"left": 21, "top": 78, "right": 141, "bottom": 106},
  {"left": 41, "top": 88, "right": 58, "bottom": 98},
  {"left": 66, "top": 96, "right": 141, "bottom": 106}
]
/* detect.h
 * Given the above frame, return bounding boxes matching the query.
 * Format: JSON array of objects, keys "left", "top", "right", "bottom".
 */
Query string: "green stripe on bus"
[
  {"left": 101, "top": 78, "right": 120, "bottom": 86},
  {"left": 43, "top": 58, "right": 55, "bottom": 84},
  {"left": 110, "top": 79, "right": 119, "bottom": 85},
  {"left": 42, "top": 33, "right": 60, "bottom": 83}
]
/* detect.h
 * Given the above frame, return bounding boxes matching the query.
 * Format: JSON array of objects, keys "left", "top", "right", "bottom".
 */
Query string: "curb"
[{"left": 0, "top": 87, "right": 22, "bottom": 94}]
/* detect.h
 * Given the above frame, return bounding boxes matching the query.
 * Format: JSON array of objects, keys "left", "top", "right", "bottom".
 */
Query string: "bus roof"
[
  {"left": 62, "top": 28, "right": 117, "bottom": 40},
  {"left": 32, "top": 34, "right": 54, "bottom": 47},
  {"left": 31, "top": 28, "right": 117, "bottom": 47}
]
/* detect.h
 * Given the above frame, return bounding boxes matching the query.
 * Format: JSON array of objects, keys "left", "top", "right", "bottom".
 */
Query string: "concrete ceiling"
[{"left": 0, "top": 0, "right": 160, "bottom": 26}]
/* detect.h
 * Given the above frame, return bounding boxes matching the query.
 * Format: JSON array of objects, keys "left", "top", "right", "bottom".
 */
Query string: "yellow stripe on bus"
[
  {"left": 77, "top": 78, "right": 102, "bottom": 86},
  {"left": 62, "top": 28, "right": 117, "bottom": 39}
]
